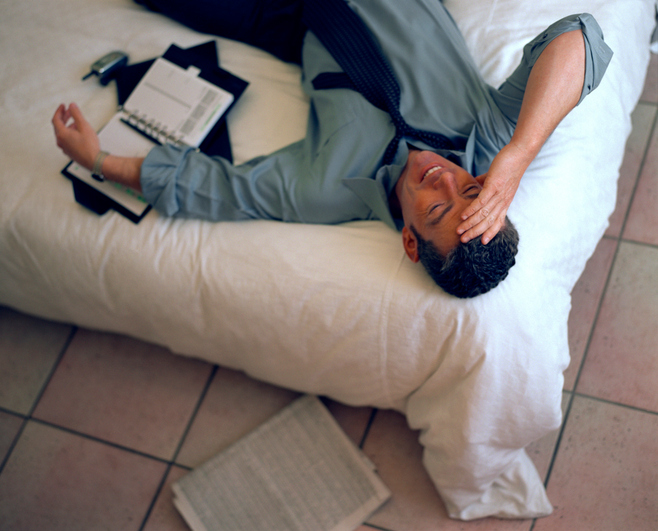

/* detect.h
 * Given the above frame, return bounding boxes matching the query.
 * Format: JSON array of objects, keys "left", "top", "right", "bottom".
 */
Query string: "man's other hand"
[
  {"left": 457, "top": 142, "right": 528, "bottom": 244},
  {"left": 52, "top": 103, "right": 100, "bottom": 170}
]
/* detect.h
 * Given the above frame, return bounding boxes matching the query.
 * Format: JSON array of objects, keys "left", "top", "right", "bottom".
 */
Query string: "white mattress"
[{"left": 1, "top": 0, "right": 655, "bottom": 520}]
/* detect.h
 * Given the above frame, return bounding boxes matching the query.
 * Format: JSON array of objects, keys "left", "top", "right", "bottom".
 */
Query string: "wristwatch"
[{"left": 91, "top": 150, "right": 110, "bottom": 182}]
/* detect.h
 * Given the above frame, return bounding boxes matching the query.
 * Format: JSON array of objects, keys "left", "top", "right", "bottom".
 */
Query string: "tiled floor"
[{"left": 0, "top": 54, "right": 656, "bottom": 531}]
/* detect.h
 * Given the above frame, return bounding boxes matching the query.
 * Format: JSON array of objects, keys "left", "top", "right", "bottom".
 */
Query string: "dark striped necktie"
[{"left": 302, "top": 0, "right": 455, "bottom": 164}]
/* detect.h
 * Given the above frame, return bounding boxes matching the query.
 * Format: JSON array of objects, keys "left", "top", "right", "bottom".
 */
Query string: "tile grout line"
[
  {"left": 138, "top": 464, "right": 174, "bottom": 531},
  {"left": 616, "top": 236, "right": 658, "bottom": 251},
  {"left": 572, "top": 390, "right": 658, "bottom": 417},
  {"left": 26, "top": 416, "right": 181, "bottom": 467},
  {"left": 138, "top": 364, "right": 219, "bottom": 531},
  {"left": 541, "top": 390, "right": 574, "bottom": 490},
  {"left": 0, "top": 407, "right": 29, "bottom": 477},
  {"left": 27, "top": 326, "right": 79, "bottom": 418},
  {"left": 0, "top": 325, "right": 78, "bottom": 477},
  {"left": 358, "top": 408, "right": 379, "bottom": 449},
  {"left": 170, "top": 364, "right": 220, "bottom": 464},
  {"left": 363, "top": 523, "right": 395, "bottom": 531}
]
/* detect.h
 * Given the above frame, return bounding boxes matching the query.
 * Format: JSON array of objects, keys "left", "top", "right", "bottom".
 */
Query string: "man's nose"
[{"left": 433, "top": 170, "right": 458, "bottom": 194}]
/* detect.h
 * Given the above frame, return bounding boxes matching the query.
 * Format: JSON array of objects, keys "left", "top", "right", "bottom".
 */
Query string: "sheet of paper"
[
  {"left": 122, "top": 57, "right": 234, "bottom": 147},
  {"left": 172, "top": 395, "right": 391, "bottom": 531}
]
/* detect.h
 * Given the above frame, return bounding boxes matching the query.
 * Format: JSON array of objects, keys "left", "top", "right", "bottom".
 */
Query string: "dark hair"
[{"left": 411, "top": 218, "right": 519, "bottom": 298}]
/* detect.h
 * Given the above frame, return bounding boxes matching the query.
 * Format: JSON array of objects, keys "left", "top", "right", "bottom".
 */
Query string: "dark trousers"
[{"left": 134, "top": 0, "right": 306, "bottom": 64}]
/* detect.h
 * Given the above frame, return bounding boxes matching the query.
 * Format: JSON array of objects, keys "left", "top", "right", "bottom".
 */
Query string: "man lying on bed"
[{"left": 52, "top": 0, "right": 612, "bottom": 298}]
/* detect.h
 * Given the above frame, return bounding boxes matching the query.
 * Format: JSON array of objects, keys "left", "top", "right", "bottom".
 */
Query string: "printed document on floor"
[{"left": 172, "top": 395, "right": 391, "bottom": 531}]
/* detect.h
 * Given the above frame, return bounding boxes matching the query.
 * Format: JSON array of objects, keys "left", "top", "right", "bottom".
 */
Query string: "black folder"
[{"left": 63, "top": 41, "right": 248, "bottom": 223}]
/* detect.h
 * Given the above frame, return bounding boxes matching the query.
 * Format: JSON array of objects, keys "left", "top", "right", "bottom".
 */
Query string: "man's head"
[
  {"left": 395, "top": 149, "right": 519, "bottom": 298},
  {"left": 410, "top": 222, "right": 519, "bottom": 298}
]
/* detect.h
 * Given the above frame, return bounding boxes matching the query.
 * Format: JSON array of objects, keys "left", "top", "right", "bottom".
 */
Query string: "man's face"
[{"left": 396, "top": 149, "right": 482, "bottom": 260}]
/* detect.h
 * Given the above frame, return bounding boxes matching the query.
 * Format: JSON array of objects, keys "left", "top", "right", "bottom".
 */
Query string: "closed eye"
[
  {"left": 426, "top": 185, "right": 480, "bottom": 226},
  {"left": 427, "top": 203, "right": 453, "bottom": 226}
]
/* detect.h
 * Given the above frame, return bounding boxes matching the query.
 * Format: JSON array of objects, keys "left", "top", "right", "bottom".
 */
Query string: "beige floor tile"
[
  {"left": 623, "top": 121, "right": 658, "bottom": 245},
  {"left": 534, "top": 396, "right": 658, "bottom": 531},
  {"left": 142, "top": 465, "right": 190, "bottom": 531},
  {"left": 578, "top": 242, "right": 658, "bottom": 413},
  {"left": 0, "top": 307, "right": 72, "bottom": 414},
  {"left": 32, "top": 329, "right": 213, "bottom": 460},
  {"left": 606, "top": 103, "right": 656, "bottom": 238},
  {"left": 565, "top": 237, "right": 617, "bottom": 390},
  {"left": 0, "top": 421, "right": 166, "bottom": 531},
  {"left": 175, "top": 367, "right": 300, "bottom": 468}
]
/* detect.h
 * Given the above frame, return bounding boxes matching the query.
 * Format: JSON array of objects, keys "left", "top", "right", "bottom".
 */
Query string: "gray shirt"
[{"left": 140, "top": 1, "right": 612, "bottom": 230}]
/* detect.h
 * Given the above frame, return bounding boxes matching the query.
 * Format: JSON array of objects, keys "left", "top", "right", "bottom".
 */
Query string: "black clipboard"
[{"left": 63, "top": 41, "right": 248, "bottom": 223}]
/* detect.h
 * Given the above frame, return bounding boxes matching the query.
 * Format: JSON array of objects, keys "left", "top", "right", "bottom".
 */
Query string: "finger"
[
  {"left": 457, "top": 209, "right": 483, "bottom": 237},
  {"left": 63, "top": 106, "right": 72, "bottom": 125},
  {"left": 460, "top": 204, "right": 505, "bottom": 243},
  {"left": 68, "top": 102, "right": 81, "bottom": 117},
  {"left": 457, "top": 196, "right": 499, "bottom": 235},
  {"left": 51, "top": 104, "right": 66, "bottom": 132},
  {"left": 481, "top": 223, "right": 503, "bottom": 245},
  {"left": 480, "top": 214, "right": 507, "bottom": 244},
  {"left": 459, "top": 217, "right": 490, "bottom": 243},
  {"left": 461, "top": 218, "right": 497, "bottom": 244},
  {"left": 67, "top": 103, "right": 89, "bottom": 130},
  {"left": 460, "top": 195, "right": 486, "bottom": 221},
  {"left": 460, "top": 185, "right": 497, "bottom": 221},
  {"left": 473, "top": 203, "right": 509, "bottom": 244}
]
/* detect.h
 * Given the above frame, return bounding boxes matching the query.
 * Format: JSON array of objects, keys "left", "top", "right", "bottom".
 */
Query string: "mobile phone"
[{"left": 82, "top": 51, "right": 129, "bottom": 84}]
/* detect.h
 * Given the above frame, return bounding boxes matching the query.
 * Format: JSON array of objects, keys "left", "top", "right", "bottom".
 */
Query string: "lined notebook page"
[
  {"left": 172, "top": 395, "right": 391, "bottom": 531},
  {"left": 122, "top": 57, "right": 234, "bottom": 147}
]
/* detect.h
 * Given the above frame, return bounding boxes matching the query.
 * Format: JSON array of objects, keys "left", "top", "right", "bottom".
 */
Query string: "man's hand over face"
[{"left": 456, "top": 142, "right": 528, "bottom": 244}]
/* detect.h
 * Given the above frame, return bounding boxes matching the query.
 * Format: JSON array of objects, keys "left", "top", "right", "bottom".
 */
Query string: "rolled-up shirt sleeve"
[
  {"left": 139, "top": 114, "right": 380, "bottom": 224},
  {"left": 492, "top": 13, "right": 613, "bottom": 124},
  {"left": 140, "top": 141, "right": 309, "bottom": 222}
]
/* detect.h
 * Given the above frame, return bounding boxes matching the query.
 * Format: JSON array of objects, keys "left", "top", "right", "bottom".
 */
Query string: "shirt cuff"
[{"left": 140, "top": 143, "right": 196, "bottom": 216}]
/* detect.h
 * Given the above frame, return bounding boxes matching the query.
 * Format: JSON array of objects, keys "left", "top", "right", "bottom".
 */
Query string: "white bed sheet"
[{"left": 0, "top": 0, "right": 655, "bottom": 520}]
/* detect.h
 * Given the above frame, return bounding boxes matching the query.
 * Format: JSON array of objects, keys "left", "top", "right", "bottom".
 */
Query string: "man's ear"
[{"left": 402, "top": 226, "right": 420, "bottom": 263}]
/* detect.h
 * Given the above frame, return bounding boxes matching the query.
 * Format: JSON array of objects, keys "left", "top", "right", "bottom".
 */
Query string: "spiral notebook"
[
  {"left": 62, "top": 42, "right": 247, "bottom": 223},
  {"left": 117, "top": 57, "right": 235, "bottom": 148}
]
